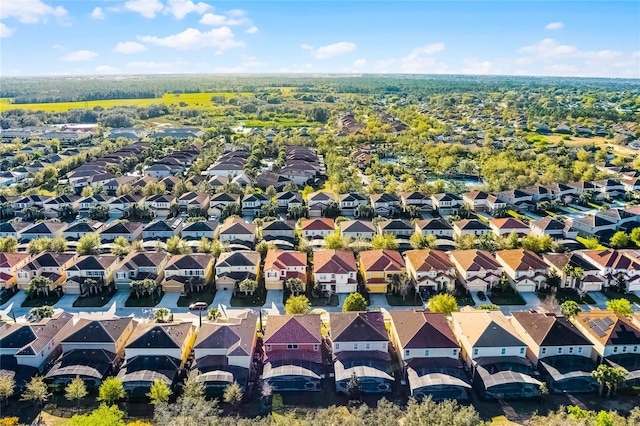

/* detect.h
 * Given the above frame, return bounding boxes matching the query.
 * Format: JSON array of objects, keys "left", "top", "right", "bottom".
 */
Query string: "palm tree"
[{"left": 154, "top": 308, "right": 170, "bottom": 323}]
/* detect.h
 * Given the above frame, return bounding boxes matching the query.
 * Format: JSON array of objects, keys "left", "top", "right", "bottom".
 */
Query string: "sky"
[{"left": 1, "top": 0, "right": 639, "bottom": 78}]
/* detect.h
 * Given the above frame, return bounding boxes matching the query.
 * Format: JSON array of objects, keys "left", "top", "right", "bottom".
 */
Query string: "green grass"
[
  {"left": 0, "top": 289, "right": 18, "bottom": 306},
  {"left": 230, "top": 285, "right": 267, "bottom": 307},
  {"left": 72, "top": 292, "right": 115, "bottom": 307},
  {"left": 177, "top": 285, "right": 216, "bottom": 307},
  {"left": 507, "top": 210, "right": 526, "bottom": 220},
  {"left": 588, "top": 202, "right": 603, "bottom": 209},
  {"left": 308, "top": 293, "right": 339, "bottom": 307},
  {"left": 488, "top": 288, "right": 527, "bottom": 305},
  {"left": 124, "top": 292, "right": 163, "bottom": 307},
  {"left": 455, "top": 292, "right": 476, "bottom": 307},
  {"left": 0, "top": 92, "right": 253, "bottom": 113},
  {"left": 576, "top": 236, "right": 606, "bottom": 250},
  {"left": 386, "top": 292, "right": 423, "bottom": 306},
  {"left": 603, "top": 288, "right": 640, "bottom": 304},
  {"left": 243, "top": 119, "right": 322, "bottom": 128},
  {"left": 21, "top": 292, "right": 63, "bottom": 307},
  {"left": 537, "top": 288, "right": 596, "bottom": 305}
]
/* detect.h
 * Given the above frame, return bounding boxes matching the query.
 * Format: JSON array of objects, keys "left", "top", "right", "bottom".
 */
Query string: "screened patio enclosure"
[
  {"left": 406, "top": 358, "right": 471, "bottom": 401},
  {"left": 538, "top": 355, "right": 598, "bottom": 393},
  {"left": 473, "top": 356, "right": 542, "bottom": 400}
]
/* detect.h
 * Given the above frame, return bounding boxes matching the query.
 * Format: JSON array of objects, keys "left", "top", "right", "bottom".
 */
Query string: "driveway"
[
  {"left": 211, "top": 289, "right": 232, "bottom": 309},
  {"left": 264, "top": 290, "right": 284, "bottom": 314}
]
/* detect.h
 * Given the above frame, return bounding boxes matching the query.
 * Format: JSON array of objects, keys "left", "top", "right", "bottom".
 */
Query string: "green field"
[{"left": 0, "top": 92, "right": 253, "bottom": 113}]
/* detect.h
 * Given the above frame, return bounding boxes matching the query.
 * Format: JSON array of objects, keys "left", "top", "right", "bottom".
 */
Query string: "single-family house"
[
  {"left": 451, "top": 309, "right": 541, "bottom": 399},
  {"left": 579, "top": 249, "right": 640, "bottom": 291},
  {"left": 214, "top": 251, "right": 260, "bottom": 291},
  {"left": 64, "top": 255, "right": 120, "bottom": 294},
  {"left": 329, "top": 312, "right": 394, "bottom": 393},
  {"left": 118, "top": 322, "right": 196, "bottom": 394},
  {"left": 377, "top": 219, "right": 414, "bottom": 238},
  {"left": 400, "top": 192, "right": 432, "bottom": 215},
  {"left": 208, "top": 193, "right": 240, "bottom": 217},
  {"left": 495, "top": 249, "right": 548, "bottom": 292},
  {"left": 489, "top": 218, "right": 529, "bottom": 238},
  {"left": 431, "top": 193, "right": 462, "bottom": 216},
  {"left": 16, "top": 253, "right": 77, "bottom": 292},
  {"left": 339, "top": 220, "right": 376, "bottom": 240},
  {"left": 275, "top": 191, "right": 303, "bottom": 212},
  {"left": 511, "top": 310, "right": 596, "bottom": 393},
  {"left": 0, "top": 253, "right": 31, "bottom": 290},
  {"left": 100, "top": 221, "right": 143, "bottom": 243},
  {"left": 113, "top": 251, "right": 171, "bottom": 291},
  {"left": 241, "top": 193, "right": 270, "bottom": 215},
  {"left": 370, "top": 193, "right": 401, "bottom": 217},
  {"left": 542, "top": 252, "right": 605, "bottom": 292},
  {"left": 264, "top": 249, "right": 307, "bottom": 291},
  {"left": 404, "top": 250, "right": 456, "bottom": 292},
  {"left": 414, "top": 218, "right": 453, "bottom": 239},
  {"left": 313, "top": 250, "right": 358, "bottom": 294},
  {"left": 63, "top": 221, "right": 104, "bottom": 241},
  {"left": 192, "top": 310, "right": 257, "bottom": 394},
  {"left": 218, "top": 218, "right": 256, "bottom": 248},
  {"left": 162, "top": 254, "right": 214, "bottom": 294},
  {"left": 389, "top": 310, "right": 470, "bottom": 401},
  {"left": 358, "top": 249, "right": 405, "bottom": 294},
  {"left": 181, "top": 221, "right": 218, "bottom": 241},
  {"left": 453, "top": 219, "right": 490, "bottom": 238},
  {"left": 142, "top": 219, "right": 183, "bottom": 242},
  {"left": 306, "top": 192, "right": 337, "bottom": 218},
  {"left": 300, "top": 218, "right": 335, "bottom": 240},
  {"left": 339, "top": 193, "right": 369, "bottom": 216},
  {"left": 46, "top": 317, "right": 136, "bottom": 387},
  {"left": 263, "top": 314, "right": 323, "bottom": 391},
  {"left": 20, "top": 222, "right": 67, "bottom": 242},
  {"left": 530, "top": 217, "right": 577, "bottom": 239},
  {"left": 449, "top": 249, "right": 502, "bottom": 293}
]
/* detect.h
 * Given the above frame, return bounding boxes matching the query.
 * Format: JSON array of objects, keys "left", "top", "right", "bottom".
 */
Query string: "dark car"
[
  {"left": 477, "top": 291, "right": 486, "bottom": 301},
  {"left": 189, "top": 301, "right": 209, "bottom": 311}
]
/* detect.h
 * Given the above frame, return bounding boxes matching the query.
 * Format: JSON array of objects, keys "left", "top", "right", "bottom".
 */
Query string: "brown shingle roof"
[
  {"left": 511, "top": 311, "right": 591, "bottom": 347},
  {"left": 404, "top": 249, "right": 453, "bottom": 272},
  {"left": 449, "top": 250, "right": 500, "bottom": 272},
  {"left": 359, "top": 249, "right": 404, "bottom": 273},
  {"left": 313, "top": 250, "right": 357, "bottom": 275},
  {"left": 389, "top": 310, "right": 458, "bottom": 349},
  {"left": 496, "top": 249, "right": 547, "bottom": 271},
  {"left": 575, "top": 309, "right": 640, "bottom": 346},
  {"left": 264, "top": 314, "right": 321, "bottom": 345},
  {"left": 451, "top": 309, "right": 524, "bottom": 348},
  {"left": 330, "top": 312, "right": 388, "bottom": 342},
  {"left": 126, "top": 322, "right": 193, "bottom": 349}
]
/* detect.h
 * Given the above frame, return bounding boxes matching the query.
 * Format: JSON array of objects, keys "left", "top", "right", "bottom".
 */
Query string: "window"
[
  {"left": 354, "top": 343, "right": 358, "bottom": 350},
  {"left": 578, "top": 347, "right": 583, "bottom": 354},
  {"left": 634, "top": 346, "right": 638, "bottom": 352},
  {"left": 287, "top": 344, "right": 298, "bottom": 350},
  {"left": 569, "top": 347, "right": 574, "bottom": 354},
  {"left": 541, "top": 347, "right": 547, "bottom": 354},
  {"left": 405, "top": 350, "right": 410, "bottom": 357},
  {"left": 520, "top": 347, "right": 525, "bottom": 354},
  {"left": 424, "top": 349, "right": 430, "bottom": 357},
  {"left": 313, "top": 344, "right": 319, "bottom": 351},
  {"left": 622, "top": 346, "right": 627, "bottom": 352},
  {"left": 266, "top": 344, "right": 271, "bottom": 351},
  {"left": 614, "top": 346, "right": 618, "bottom": 353},
  {"left": 473, "top": 348, "right": 478, "bottom": 356},
  {"left": 557, "top": 347, "right": 562, "bottom": 354},
  {"left": 365, "top": 343, "right": 370, "bottom": 350},
  {"left": 335, "top": 343, "right": 340, "bottom": 350},
  {"left": 452, "top": 349, "right": 457, "bottom": 356},
  {"left": 501, "top": 348, "right": 506, "bottom": 355}
]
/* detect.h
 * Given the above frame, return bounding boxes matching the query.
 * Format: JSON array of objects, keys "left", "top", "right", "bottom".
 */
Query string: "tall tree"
[
  {"left": 97, "top": 377, "right": 125, "bottom": 406},
  {"left": 427, "top": 293, "right": 458, "bottom": 315},
  {"left": 65, "top": 376, "right": 88, "bottom": 408},
  {"left": 77, "top": 233, "right": 101, "bottom": 255},
  {"left": 147, "top": 379, "right": 171, "bottom": 405},
  {"left": 0, "top": 374, "right": 15, "bottom": 406},
  {"left": 560, "top": 300, "right": 582, "bottom": 318},
  {"left": 69, "top": 404, "right": 125, "bottom": 426},
  {"left": 21, "top": 376, "right": 50, "bottom": 414},
  {"left": 606, "top": 298, "right": 633, "bottom": 317},
  {"left": 342, "top": 292, "right": 368, "bottom": 312},
  {"left": 222, "top": 382, "right": 243, "bottom": 410},
  {"left": 285, "top": 295, "right": 311, "bottom": 315}
]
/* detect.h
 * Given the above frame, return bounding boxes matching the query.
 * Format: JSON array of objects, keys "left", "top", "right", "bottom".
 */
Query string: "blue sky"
[{"left": 1, "top": 0, "right": 639, "bottom": 77}]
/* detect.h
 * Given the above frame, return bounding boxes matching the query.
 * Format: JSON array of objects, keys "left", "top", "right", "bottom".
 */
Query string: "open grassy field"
[{"left": 0, "top": 92, "right": 253, "bottom": 113}]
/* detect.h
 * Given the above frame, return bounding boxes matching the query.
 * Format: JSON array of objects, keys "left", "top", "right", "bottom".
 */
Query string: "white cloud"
[
  {"left": 0, "top": 0, "right": 67, "bottom": 24},
  {"left": 399, "top": 43, "right": 447, "bottom": 73},
  {"left": 51, "top": 44, "right": 63, "bottom": 49},
  {"left": 91, "top": 7, "right": 104, "bottom": 20},
  {"left": 124, "top": 0, "right": 164, "bottom": 19},
  {"left": 199, "top": 12, "right": 249, "bottom": 26},
  {"left": 545, "top": 21, "right": 564, "bottom": 30},
  {"left": 0, "top": 22, "right": 14, "bottom": 38},
  {"left": 245, "top": 26, "right": 259, "bottom": 34},
  {"left": 95, "top": 65, "right": 119, "bottom": 74},
  {"left": 241, "top": 55, "right": 264, "bottom": 68},
  {"left": 353, "top": 58, "right": 367, "bottom": 68},
  {"left": 165, "top": 0, "right": 211, "bottom": 19},
  {"left": 461, "top": 58, "right": 498, "bottom": 75},
  {"left": 302, "top": 41, "right": 356, "bottom": 59},
  {"left": 62, "top": 50, "right": 98, "bottom": 62},
  {"left": 632, "top": 51, "right": 640, "bottom": 58},
  {"left": 114, "top": 41, "right": 148, "bottom": 54},
  {"left": 138, "top": 27, "right": 244, "bottom": 53},
  {"left": 519, "top": 38, "right": 622, "bottom": 63},
  {"left": 545, "top": 64, "right": 579, "bottom": 75}
]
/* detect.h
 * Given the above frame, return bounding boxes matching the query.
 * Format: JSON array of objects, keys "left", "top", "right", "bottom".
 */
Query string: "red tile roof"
[
  {"left": 264, "top": 249, "right": 307, "bottom": 271},
  {"left": 300, "top": 218, "right": 335, "bottom": 231},
  {"left": 313, "top": 250, "right": 357, "bottom": 274},
  {"left": 359, "top": 249, "right": 405, "bottom": 273},
  {"left": 404, "top": 249, "right": 453, "bottom": 272}
]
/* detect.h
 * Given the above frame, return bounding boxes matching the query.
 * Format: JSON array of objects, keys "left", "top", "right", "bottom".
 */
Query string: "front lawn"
[
  {"left": 455, "top": 292, "right": 476, "bottom": 307},
  {"left": 308, "top": 293, "right": 339, "bottom": 307},
  {"left": 21, "top": 292, "right": 63, "bottom": 308},
  {"left": 124, "top": 292, "right": 164, "bottom": 307},
  {"left": 488, "top": 288, "right": 526, "bottom": 305},
  {"left": 72, "top": 292, "right": 115, "bottom": 307},
  {"left": 230, "top": 285, "right": 266, "bottom": 307},
  {"left": 0, "top": 289, "right": 18, "bottom": 306},
  {"left": 537, "top": 288, "right": 596, "bottom": 305},
  {"left": 386, "top": 292, "right": 423, "bottom": 306},
  {"left": 603, "top": 288, "right": 640, "bottom": 304},
  {"left": 177, "top": 285, "right": 216, "bottom": 307}
]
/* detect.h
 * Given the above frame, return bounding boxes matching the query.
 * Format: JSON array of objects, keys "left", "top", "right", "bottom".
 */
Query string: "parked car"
[
  {"left": 189, "top": 301, "right": 209, "bottom": 311},
  {"left": 477, "top": 291, "right": 486, "bottom": 301}
]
